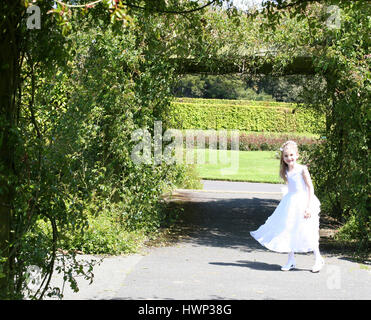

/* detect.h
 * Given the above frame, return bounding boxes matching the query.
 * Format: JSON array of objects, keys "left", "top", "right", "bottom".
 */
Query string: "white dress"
[{"left": 250, "top": 164, "right": 320, "bottom": 253}]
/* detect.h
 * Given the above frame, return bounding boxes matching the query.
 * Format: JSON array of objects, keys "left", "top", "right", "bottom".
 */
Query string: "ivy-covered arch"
[{"left": 0, "top": 0, "right": 369, "bottom": 299}]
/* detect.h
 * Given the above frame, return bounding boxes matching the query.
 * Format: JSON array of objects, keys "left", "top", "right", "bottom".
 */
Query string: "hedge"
[
  {"left": 164, "top": 99, "right": 325, "bottom": 134},
  {"left": 175, "top": 97, "right": 291, "bottom": 107}
]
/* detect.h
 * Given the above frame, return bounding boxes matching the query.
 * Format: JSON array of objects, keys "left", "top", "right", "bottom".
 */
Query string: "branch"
[
  {"left": 35, "top": 212, "right": 58, "bottom": 300},
  {"left": 27, "top": 56, "right": 41, "bottom": 141},
  {"left": 143, "top": 0, "right": 219, "bottom": 15},
  {"left": 275, "top": 0, "right": 320, "bottom": 10},
  {"left": 262, "top": 0, "right": 321, "bottom": 11},
  {"left": 54, "top": 0, "right": 219, "bottom": 15},
  {"left": 54, "top": 0, "right": 102, "bottom": 8}
]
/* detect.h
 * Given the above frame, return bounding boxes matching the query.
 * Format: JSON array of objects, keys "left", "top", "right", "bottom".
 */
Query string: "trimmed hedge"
[{"left": 165, "top": 98, "right": 325, "bottom": 134}]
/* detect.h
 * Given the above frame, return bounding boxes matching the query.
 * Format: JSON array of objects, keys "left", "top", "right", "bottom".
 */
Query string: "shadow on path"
[
  {"left": 209, "top": 260, "right": 312, "bottom": 272},
  {"left": 167, "top": 193, "right": 280, "bottom": 253},
  {"left": 209, "top": 260, "right": 282, "bottom": 271},
  {"left": 165, "top": 189, "right": 361, "bottom": 259},
  {"left": 113, "top": 187, "right": 370, "bottom": 300}
]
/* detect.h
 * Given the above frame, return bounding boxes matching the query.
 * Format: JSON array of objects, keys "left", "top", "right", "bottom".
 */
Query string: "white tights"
[
  {"left": 313, "top": 245, "right": 322, "bottom": 261},
  {"left": 287, "top": 246, "right": 321, "bottom": 263}
]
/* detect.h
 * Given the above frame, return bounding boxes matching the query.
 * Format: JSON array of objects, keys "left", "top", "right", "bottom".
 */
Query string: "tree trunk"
[{"left": 0, "top": 1, "right": 23, "bottom": 298}]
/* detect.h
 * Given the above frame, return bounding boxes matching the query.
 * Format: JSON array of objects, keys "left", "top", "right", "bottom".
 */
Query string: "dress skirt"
[{"left": 250, "top": 190, "right": 320, "bottom": 253}]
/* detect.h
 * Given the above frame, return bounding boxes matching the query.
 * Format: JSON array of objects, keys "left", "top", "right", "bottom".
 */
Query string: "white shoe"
[
  {"left": 311, "top": 257, "right": 325, "bottom": 273},
  {"left": 281, "top": 260, "right": 296, "bottom": 271}
]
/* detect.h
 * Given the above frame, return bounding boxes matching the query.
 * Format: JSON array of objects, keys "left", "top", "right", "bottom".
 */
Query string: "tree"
[
  {"left": 0, "top": 0, "right": 234, "bottom": 299},
  {"left": 0, "top": 1, "right": 25, "bottom": 297}
]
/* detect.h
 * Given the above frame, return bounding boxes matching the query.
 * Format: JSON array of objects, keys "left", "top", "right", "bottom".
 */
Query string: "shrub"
[
  {"left": 58, "top": 208, "right": 143, "bottom": 255},
  {"left": 165, "top": 99, "right": 325, "bottom": 134}
]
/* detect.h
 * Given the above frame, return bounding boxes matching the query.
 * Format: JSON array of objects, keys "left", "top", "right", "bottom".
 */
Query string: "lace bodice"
[{"left": 286, "top": 164, "right": 308, "bottom": 194}]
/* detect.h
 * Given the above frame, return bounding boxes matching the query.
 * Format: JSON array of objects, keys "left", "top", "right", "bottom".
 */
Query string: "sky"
[{"left": 231, "top": 0, "right": 265, "bottom": 10}]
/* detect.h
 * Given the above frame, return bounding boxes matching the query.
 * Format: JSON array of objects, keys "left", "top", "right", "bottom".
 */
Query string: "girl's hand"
[{"left": 304, "top": 208, "right": 311, "bottom": 219}]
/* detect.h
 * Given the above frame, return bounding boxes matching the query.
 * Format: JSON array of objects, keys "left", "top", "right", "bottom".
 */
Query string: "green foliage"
[
  {"left": 172, "top": 163, "right": 204, "bottom": 190},
  {"left": 259, "top": 0, "right": 370, "bottom": 257},
  {"left": 173, "top": 74, "right": 326, "bottom": 103},
  {"left": 56, "top": 207, "right": 143, "bottom": 255},
  {"left": 3, "top": 0, "right": 369, "bottom": 299},
  {"left": 3, "top": 3, "right": 201, "bottom": 299},
  {"left": 173, "top": 74, "right": 275, "bottom": 101},
  {"left": 34, "top": 22, "right": 186, "bottom": 250},
  {"left": 165, "top": 98, "right": 325, "bottom": 134},
  {"left": 0, "top": 257, "right": 6, "bottom": 280},
  {"left": 246, "top": 75, "right": 327, "bottom": 103}
]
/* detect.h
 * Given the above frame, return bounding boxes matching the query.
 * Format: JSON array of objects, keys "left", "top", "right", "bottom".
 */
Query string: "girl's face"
[{"left": 283, "top": 147, "right": 299, "bottom": 166}]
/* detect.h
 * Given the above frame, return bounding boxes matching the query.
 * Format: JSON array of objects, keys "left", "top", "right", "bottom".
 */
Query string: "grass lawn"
[{"left": 189, "top": 149, "right": 282, "bottom": 183}]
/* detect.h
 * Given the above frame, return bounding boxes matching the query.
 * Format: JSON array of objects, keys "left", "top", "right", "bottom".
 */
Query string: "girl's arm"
[{"left": 302, "top": 165, "right": 314, "bottom": 218}]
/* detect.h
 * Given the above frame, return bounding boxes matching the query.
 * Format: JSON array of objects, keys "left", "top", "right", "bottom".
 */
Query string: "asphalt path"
[{"left": 52, "top": 180, "right": 371, "bottom": 300}]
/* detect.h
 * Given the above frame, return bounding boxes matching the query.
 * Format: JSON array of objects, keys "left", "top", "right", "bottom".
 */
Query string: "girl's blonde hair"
[{"left": 279, "top": 140, "right": 299, "bottom": 183}]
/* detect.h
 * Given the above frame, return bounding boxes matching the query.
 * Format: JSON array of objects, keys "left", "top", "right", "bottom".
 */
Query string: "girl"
[{"left": 250, "top": 140, "right": 324, "bottom": 272}]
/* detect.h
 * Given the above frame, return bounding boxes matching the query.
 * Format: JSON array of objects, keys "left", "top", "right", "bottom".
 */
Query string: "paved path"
[{"left": 54, "top": 180, "right": 371, "bottom": 300}]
